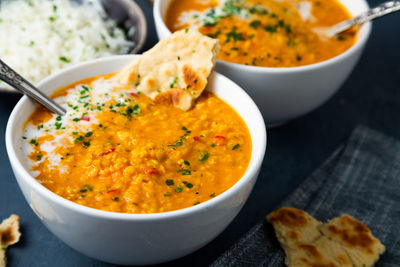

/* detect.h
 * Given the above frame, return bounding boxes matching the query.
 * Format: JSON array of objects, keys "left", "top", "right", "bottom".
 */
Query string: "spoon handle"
[
  {"left": 0, "top": 59, "right": 66, "bottom": 116},
  {"left": 328, "top": 1, "right": 400, "bottom": 36}
]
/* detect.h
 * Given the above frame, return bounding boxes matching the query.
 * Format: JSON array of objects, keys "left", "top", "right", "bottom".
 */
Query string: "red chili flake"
[
  {"left": 80, "top": 116, "right": 90, "bottom": 121},
  {"left": 106, "top": 189, "right": 120, "bottom": 194},
  {"left": 129, "top": 92, "right": 139, "bottom": 97},
  {"left": 193, "top": 136, "right": 200, "bottom": 141},
  {"left": 143, "top": 167, "right": 159, "bottom": 175},
  {"left": 214, "top": 136, "right": 227, "bottom": 146},
  {"left": 98, "top": 148, "right": 116, "bottom": 157}
]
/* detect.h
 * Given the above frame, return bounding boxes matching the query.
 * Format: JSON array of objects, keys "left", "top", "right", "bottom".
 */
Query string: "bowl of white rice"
[{"left": 0, "top": 0, "right": 147, "bottom": 91}]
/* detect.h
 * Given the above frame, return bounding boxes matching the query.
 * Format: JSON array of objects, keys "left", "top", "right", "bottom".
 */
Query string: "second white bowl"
[{"left": 154, "top": 0, "right": 372, "bottom": 125}]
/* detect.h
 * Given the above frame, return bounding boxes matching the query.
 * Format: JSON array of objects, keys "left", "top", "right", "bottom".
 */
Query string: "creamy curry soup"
[
  {"left": 166, "top": 0, "right": 357, "bottom": 67},
  {"left": 22, "top": 74, "right": 252, "bottom": 214}
]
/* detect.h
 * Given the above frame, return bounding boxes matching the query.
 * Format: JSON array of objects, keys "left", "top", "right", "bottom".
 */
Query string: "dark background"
[{"left": 1, "top": 0, "right": 399, "bottom": 266}]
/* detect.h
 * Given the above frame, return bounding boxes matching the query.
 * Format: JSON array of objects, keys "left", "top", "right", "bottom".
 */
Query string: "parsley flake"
[{"left": 176, "top": 185, "right": 183, "bottom": 193}]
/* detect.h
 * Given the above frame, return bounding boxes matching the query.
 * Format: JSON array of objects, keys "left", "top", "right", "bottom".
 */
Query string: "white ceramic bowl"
[
  {"left": 154, "top": 0, "right": 372, "bottom": 125},
  {"left": 5, "top": 55, "right": 266, "bottom": 265}
]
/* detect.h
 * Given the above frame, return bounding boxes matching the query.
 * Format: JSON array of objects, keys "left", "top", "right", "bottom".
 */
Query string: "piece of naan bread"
[
  {"left": 0, "top": 214, "right": 21, "bottom": 267},
  {"left": 321, "top": 215, "right": 386, "bottom": 267},
  {"left": 267, "top": 207, "right": 322, "bottom": 249},
  {"left": 267, "top": 207, "right": 385, "bottom": 267},
  {"left": 115, "top": 29, "right": 220, "bottom": 110}
]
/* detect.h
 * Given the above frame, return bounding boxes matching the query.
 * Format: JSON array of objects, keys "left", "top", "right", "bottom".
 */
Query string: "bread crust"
[
  {"left": 115, "top": 29, "right": 220, "bottom": 110},
  {"left": 267, "top": 207, "right": 385, "bottom": 267}
]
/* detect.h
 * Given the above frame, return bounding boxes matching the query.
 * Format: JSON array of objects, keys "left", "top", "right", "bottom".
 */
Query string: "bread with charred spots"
[
  {"left": 267, "top": 207, "right": 385, "bottom": 267},
  {"left": 115, "top": 29, "right": 220, "bottom": 110}
]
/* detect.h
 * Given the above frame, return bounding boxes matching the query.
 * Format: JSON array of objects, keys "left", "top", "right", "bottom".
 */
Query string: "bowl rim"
[
  {"left": 6, "top": 55, "right": 267, "bottom": 221},
  {"left": 153, "top": 0, "right": 372, "bottom": 73}
]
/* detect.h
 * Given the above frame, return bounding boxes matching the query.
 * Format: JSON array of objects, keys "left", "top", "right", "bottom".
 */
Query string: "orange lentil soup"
[
  {"left": 166, "top": 0, "right": 357, "bottom": 67},
  {"left": 22, "top": 74, "right": 252, "bottom": 214}
]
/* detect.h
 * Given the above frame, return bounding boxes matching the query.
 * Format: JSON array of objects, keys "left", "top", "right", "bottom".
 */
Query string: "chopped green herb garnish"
[
  {"left": 74, "top": 136, "right": 84, "bottom": 143},
  {"left": 112, "top": 197, "right": 119, "bottom": 201},
  {"left": 126, "top": 104, "right": 141, "bottom": 116},
  {"left": 176, "top": 185, "right": 183, "bottom": 193},
  {"left": 250, "top": 20, "right": 261, "bottom": 29},
  {"left": 59, "top": 56, "right": 70, "bottom": 63},
  {"left": 175, "top": 140, "right": 183, "bottom": 146},
  {"left": 82, "top": 85, "right": 91, "bottom": 91},
  {"left": 184, "top": 160, "right": 190, "bottom": 166},
  {"left": 166, "top": 179, "right": 174, "bottom": 186},
  {"left": 30, "top": 138, "right": 38, "bottom": 146},
  {"left": 37, "top": 124, "right": 44, "bottom": 130},
  {"left": 164, "top": 192, "right": 171, "bottom": 196},
  {"left": 194, "top": 202, "right": 200, "bottom": 205},
  {"left": 22, "top": 136, "right": 27, "bottom": 139},
  {"left": 264, "top": 24, "right": 278, "bottom": 33},
  {"left": 36, "top": 154, "right": 43, "bottom": 161},
  {"left": 170, "top": 76, "right": 178, "bottom": 88},
  {"left": 183, "top": 181, "right": 193, "bottom": 188},
  {"left": 83, "top": 141, "right": 90, "bottom": 148},
  {"left": 337, "top": 35, "right": 346, "bottom": 41},
  {"left": 225, "top": 27, "right": 245, "bottom": 43},
  {"left": 178, "top": 168, "right": 191, "bottom": 175},
  {"left": 232, "top": 144, "right": 240, "bottom": 150},
  {"left": 56, "top": 115, "right": 62, "bottom": 121},
  {"left": 49, "top": 16, "right": 56, "bottom": 22},
  {"left": 54, "top": 122, "right": 62, "bottom": 129},
  {"left": 210, "top": 193, "right": 216, "bottom": 198},
  {"left": 85, "top": 131, "right": 93, "bottom": 137},
  {"left": 185, "top": 28, "right": 189, "bottom": 33},
  {"left": 199, "top": 152, "right": 209, "bottom": 162}
]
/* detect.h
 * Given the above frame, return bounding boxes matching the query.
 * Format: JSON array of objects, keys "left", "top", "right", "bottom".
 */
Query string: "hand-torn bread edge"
[
  {"left": 115, "top": 29, "right": 220, "bottom": 110},
  {"left": 0, "top": 214, "right": 21, "bottom": 267},
  {"left": 267, "top": 207, "right": 385, "bottom": 267}
]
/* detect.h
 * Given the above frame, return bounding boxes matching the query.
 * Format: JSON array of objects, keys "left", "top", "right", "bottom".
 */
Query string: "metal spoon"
[
  {"left": 0, "top": 59, "right": 66, "bottom": 116},
  {"left": 318, "top": 1, "right": 400, "bottom": 37}
]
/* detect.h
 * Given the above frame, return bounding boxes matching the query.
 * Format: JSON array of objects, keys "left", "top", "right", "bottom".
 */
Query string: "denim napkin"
[{"left": 211, "top": 126, "right": 400, "bottom": 267}]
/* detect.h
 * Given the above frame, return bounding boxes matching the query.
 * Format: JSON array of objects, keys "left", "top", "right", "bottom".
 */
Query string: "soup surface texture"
[
  {"left": 166, "top": 0, "right": 357, "bottom": 67},
  {"left": 22, "top": 74, "right": 252, "bottom": 214}
]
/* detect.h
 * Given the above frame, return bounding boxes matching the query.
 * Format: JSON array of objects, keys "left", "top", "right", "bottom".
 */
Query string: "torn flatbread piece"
[
  {"left": 0, "top": 214, "right": 21, "bottom": 267},
  {"left": 267, "top": 207, "right": 322, "bottom": 248},
  {"left": 285, "top": 236, "right": 353, "bottom": 267},
  {"left": 267, "top": 207, "right": 385, "bottom": 267},
  {"left": 115, "top": 29, "right": 220, "bottom": 110},
  {"left": 321, "top": 214, "right": 386, "bottom": 267}
]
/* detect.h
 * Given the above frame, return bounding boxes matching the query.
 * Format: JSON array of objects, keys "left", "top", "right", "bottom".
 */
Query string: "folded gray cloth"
[{"left": 211, "top": 126, "right": 400, "bottom": 267}]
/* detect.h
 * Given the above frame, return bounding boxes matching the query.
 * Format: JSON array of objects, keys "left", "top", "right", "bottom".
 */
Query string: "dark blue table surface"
[{"left": 1, "top": 0, "right": 400, "bottom": 266}]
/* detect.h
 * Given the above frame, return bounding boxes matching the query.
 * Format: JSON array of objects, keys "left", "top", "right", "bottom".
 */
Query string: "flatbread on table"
[
  {"left": 0, "top": 215, "right": 21, "bottom": 267},
  {"left": 267, "top": 207, "right": 385, "bottom": 267},
  {"left": 115, "top": 29, "right": 220, "bottom": 110},
  {"left": 320, "top": 214, "right": 386, "bottom": 267}
]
